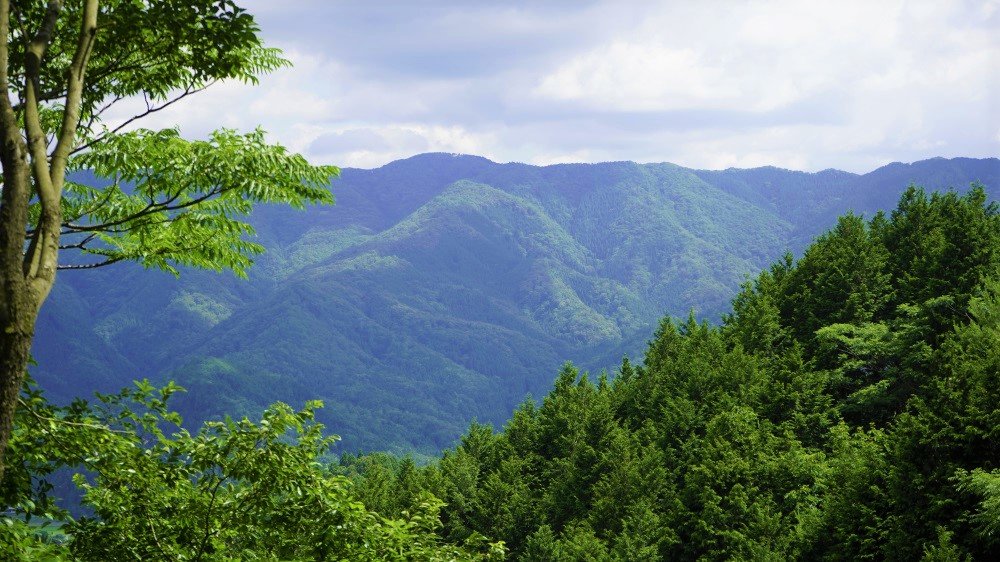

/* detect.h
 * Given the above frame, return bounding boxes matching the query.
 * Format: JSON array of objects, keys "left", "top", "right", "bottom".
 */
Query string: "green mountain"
[
  {"left": 32, "top": 154, "right": 999, "bottom": 453},
  {"left": 341, "top": 184, "right": 1000, "bottom": 560}
]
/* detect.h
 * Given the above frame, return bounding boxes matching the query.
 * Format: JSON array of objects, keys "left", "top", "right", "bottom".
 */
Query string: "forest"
[
  {"left": 0, "top": 1, "right": 996, "bottom": 560},
  {"left": 33, "top": 153, "right": 1000, "bottom": 456},
  {"left": 3, "top": 184, "right": 998, "bottom": 560},
  {"left": 335, "top": 184, "right": 1000, "bottom": 560}
]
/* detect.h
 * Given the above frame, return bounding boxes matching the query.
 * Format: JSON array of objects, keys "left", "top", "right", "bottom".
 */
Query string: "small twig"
[
  {"left": 63, "top": 185, "right": 226, "bottom": 233},
  {"left": 16, "top": 396, "right": 128, "bottom": 434},
  {"left": 58, "top": 232, "right": 96, "bottom": 250},
  {"left": 70, "top": 81, "right": 214, "bottom": 155},
  {"left": 57, "top": 256, "right": 123, "bottom": 270}
]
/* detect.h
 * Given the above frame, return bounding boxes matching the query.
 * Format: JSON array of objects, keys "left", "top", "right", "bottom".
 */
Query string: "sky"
[{"left": 109, "top": 0, "right": 999, "bottom": 173}]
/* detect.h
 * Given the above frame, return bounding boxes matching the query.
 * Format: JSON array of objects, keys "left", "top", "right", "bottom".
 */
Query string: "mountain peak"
[{"left": 393, "top": 152, "right": 496, "bottom": 166}]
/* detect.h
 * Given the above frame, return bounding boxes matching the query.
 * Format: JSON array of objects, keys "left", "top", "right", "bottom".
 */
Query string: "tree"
[
  {"left": 0, "top": 0, "right": 337, "bottom": 479},
  {"left": 779, "top": 213, "right": 891, "bottom": 350},
  {"left": 0, "top": 378, "right": 505, "bottom": 560}
]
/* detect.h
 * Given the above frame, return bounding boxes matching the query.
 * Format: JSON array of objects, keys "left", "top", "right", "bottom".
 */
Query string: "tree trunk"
[
  {"left": 0, "top": 73, "right": 34, "bottom": 481},
  {"left": 0, "top": 0, "right": 94, "bottom": 482},
  {"left": 0, "top": 150, "right": 37, "bottom": 483},
  {"left": 0, "top": 326, "right": 33, "bottom": 481}
]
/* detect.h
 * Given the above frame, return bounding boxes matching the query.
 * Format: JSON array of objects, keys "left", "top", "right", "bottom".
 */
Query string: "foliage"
[
  {"left": 0, "top": 0, "right": 337, "bottom": 497},
  {"left": 33, "top": 155, "right": 999, "bottom": 454},
  {"left": 60, "top": 128, "right": 336, "bottom": 276},
  {"left": 5, "top": 0, "right": 337, "bottom": 284},
  {"left": 7, "top": 0, "right": 286, "bottom": 123},
  {"left": 0, "top": 378, "right": 504, "bottom": 560},
  {"left": 341, "top": 184, "right": 1000, "bottom": 560},
  {"left": 5, "top": 178, "right": 1000, "bottom": 559}
]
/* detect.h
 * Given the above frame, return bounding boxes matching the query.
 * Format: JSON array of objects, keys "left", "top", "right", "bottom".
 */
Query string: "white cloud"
[
  {"left": 96, "top": 0, "right": 999, "bottom": 173},
  {"left": 526, "top": 149, "right": 600, "bottom": 166},
  {"left": 306, "top": 124, "right": 497, "bottom": 168},
  {"left": 99, "top": 48, "right": 344, "bottom": 148},
  {"left": 535, "top": 43, "right": 733, "bottom": 111},
  {"left": 530, "top": 0, "right": 982, "bottom": 116}
]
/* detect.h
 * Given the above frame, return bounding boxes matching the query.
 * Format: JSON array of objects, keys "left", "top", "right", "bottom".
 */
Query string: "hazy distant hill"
[{"left": 32, "top": 154, "right": 1000, "bottom": 453}]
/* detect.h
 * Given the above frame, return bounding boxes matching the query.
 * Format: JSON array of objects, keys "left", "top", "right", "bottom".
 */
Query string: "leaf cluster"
[
  {"left": 1, "top": 378, "right": 504, "bottom": 560},
  {"left": 54, "top": 128, "right": 336, "bottom": 275}
]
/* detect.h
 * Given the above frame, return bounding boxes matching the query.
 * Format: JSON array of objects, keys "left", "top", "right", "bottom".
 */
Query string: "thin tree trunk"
[
  {"left": 0, "top": 329, "right": 33, "bottom": 480},
  {"left": 0, "top": 158, "right": 36, "bottom": 482},
  {"left": 0, "top": 142, "right": 36, "bottom": 482},
  {"left": 0, "top": 0, "right": 31, "bottom": 482}
]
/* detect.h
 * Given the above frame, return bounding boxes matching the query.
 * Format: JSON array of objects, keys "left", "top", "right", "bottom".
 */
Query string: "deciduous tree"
[{"left": 0, "top": 0, "right": 337, "bottom": 479}]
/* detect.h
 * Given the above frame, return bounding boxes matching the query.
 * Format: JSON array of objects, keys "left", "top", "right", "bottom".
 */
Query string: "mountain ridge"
[{"left": 32, "top": 154, "right": 1000, "bottom": 453}]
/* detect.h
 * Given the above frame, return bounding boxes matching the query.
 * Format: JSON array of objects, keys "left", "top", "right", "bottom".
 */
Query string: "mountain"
[{"left": 31, "top": 154, "right": 1000, "bottom": 453}]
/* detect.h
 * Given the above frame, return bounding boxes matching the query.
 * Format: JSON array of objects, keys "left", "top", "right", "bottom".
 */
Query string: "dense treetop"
[
  {"left": 340, "top": 184, "right": 1000, "bottom": 560},
  {"left": 3, "top": 182, "right": 999, "bottom": 559}
]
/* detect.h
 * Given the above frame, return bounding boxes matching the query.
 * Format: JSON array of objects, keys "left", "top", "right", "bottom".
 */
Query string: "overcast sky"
[{"left": 111, "top": 0, "right": 999, "bottom": 172}]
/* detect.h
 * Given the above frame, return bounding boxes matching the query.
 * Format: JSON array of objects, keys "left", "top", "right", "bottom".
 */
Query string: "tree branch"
[
  {"left": 58, "top": 232, "right": 96, "bottom": 250},
  {"left": 57, "top": 257, "right": 123, "bottom": 271},
  {"left": 22, "top": 0, "right": 66, "bottom": 284},
  {"left": 16, "top": 396, "right": 128, "bottom": 434},
  {"left": 24, "top": 0, "right": 99, "bottom": 298},
  {"left": 50, "top": 0, "right": 98, "bottom": 186},
  {"left": 63, "top": 186, "right": 227, "bottom": 233},
  {"left": 0, "top": 0, "right": 36, "bottom": 288},
  {"left": 70, "top": 81, "right": 214, "bottom": 156}
]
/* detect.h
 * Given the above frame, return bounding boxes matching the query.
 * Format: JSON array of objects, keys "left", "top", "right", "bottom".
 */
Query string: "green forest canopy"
[
  {"left": 3, "top": 184, "right": 999, "bottom": 560},
  {"left": 34, "top": 155, "right": 998, "bottom": 456},
  {"left": 342, "top": 184, "right": 1000, "bottom": 560}
]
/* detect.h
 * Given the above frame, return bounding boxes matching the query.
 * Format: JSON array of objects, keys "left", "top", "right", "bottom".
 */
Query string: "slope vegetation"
[{"left": 33, "top": 155, "right": 1000, "bottom": 452}]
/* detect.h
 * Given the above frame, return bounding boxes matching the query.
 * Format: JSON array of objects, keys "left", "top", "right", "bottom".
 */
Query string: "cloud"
[
  {"left": 101, "top": 0, "right": 999, "bottom": 173},
  {"left": 306, "top": 125, "right": 496, "bottom": 168},
  {"left": 535, "top": 43, "right": 732, "bottom": 111}
]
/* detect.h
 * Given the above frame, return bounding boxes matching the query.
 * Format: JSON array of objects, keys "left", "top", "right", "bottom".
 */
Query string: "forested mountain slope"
[
  {"left": 344, "top": 186, "right": 1000, "bottom": 560},
  {"left": 32, "top": 155, "right": 999, "bottom": 453}
]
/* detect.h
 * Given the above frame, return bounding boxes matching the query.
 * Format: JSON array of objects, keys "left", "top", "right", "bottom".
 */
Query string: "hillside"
[
  {"left": 31, "top": 155, "right": 1000, "bottom": 453},
  {"left": 343, "top": 184, "right": 1000, "bottom": 560}
]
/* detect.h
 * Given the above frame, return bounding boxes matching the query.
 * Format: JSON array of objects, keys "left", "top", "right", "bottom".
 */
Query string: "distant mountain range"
[{"left": 32, "top": 154, "right": 1000, "bottom": 453}]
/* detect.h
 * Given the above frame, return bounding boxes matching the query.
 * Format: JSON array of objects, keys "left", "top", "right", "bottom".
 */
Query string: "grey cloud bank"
[{"left": 107, "top": 0, "right": 999, "bottom": 173}]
